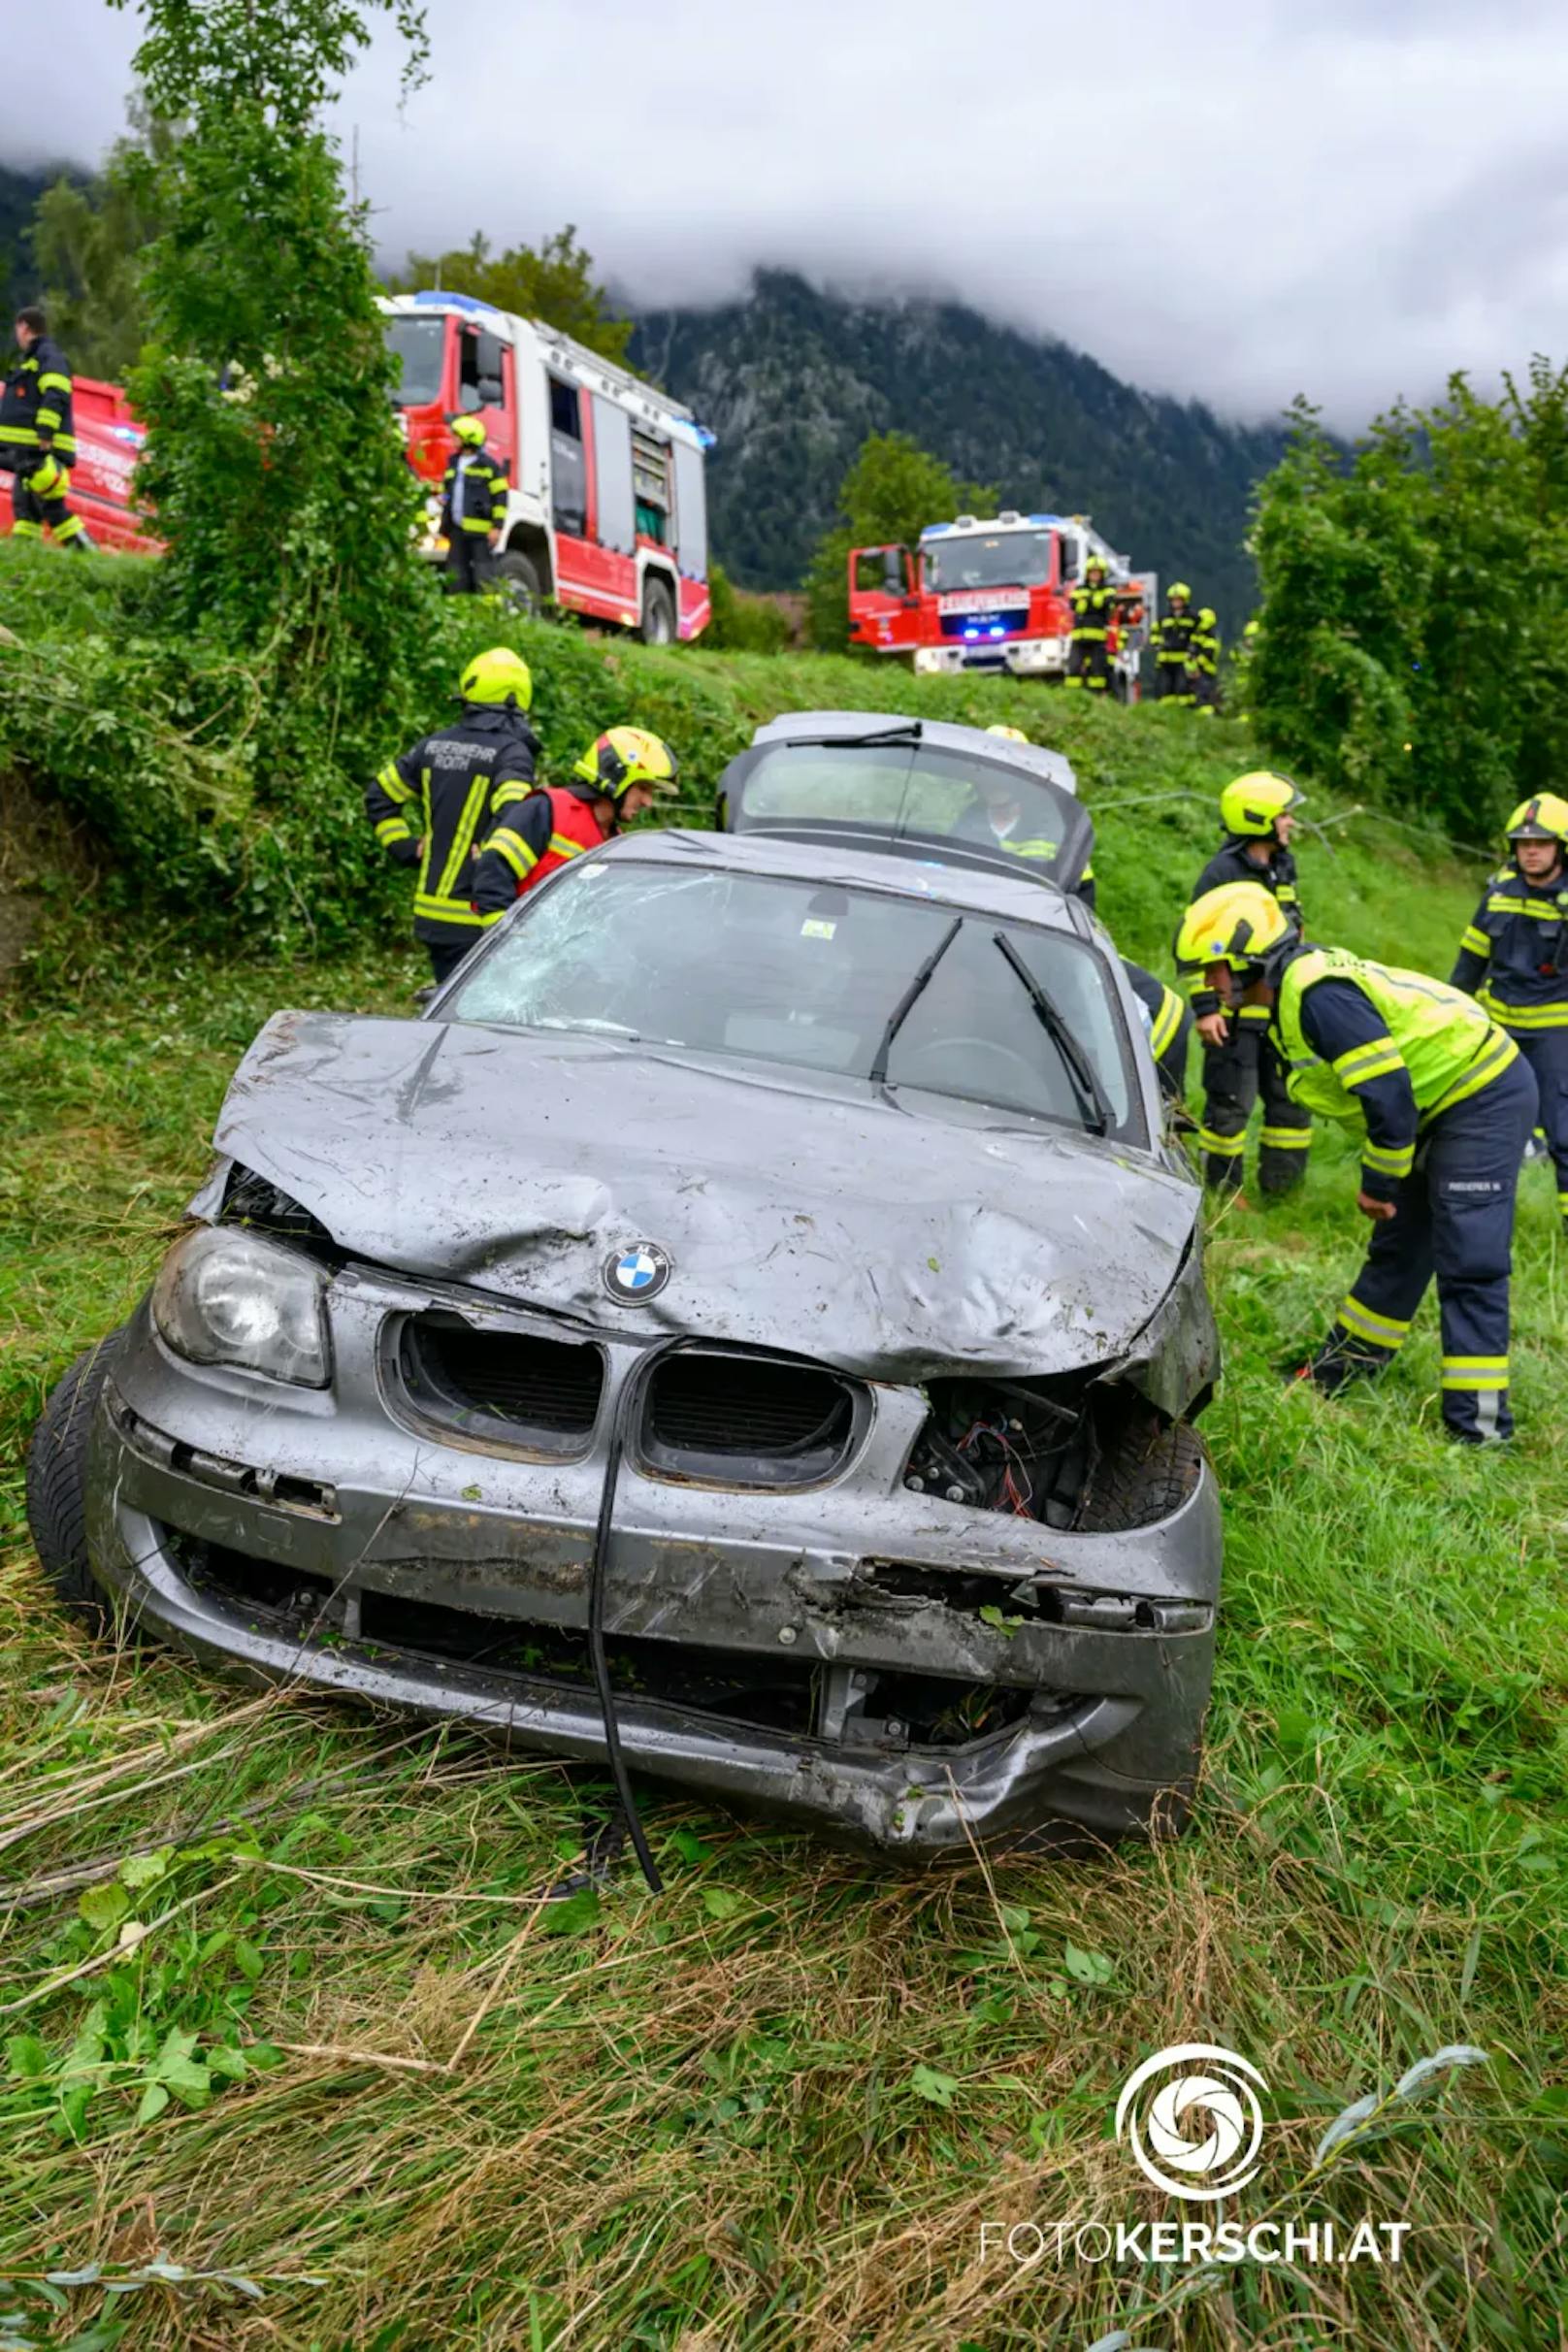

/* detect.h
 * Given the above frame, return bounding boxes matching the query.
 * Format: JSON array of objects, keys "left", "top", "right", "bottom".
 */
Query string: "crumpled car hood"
[{"left": 199, "top": 1010, "right": 1201, "bottom": 1383}]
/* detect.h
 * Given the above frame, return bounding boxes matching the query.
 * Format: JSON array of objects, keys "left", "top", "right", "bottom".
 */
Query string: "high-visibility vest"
[
  {"left": 1274, "top": 947, "right": 1518, "bottom": 1127},
  {"left": 520, "top": 786, "right": 613, "bottom": 896}
]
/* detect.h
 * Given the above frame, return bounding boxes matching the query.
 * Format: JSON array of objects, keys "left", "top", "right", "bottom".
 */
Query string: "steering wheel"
[{"left": 891, "top": 1036, "right": 1041, "bottom": 1095}]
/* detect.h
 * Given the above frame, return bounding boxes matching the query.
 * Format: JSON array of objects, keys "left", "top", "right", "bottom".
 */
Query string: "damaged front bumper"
[{"left": 85, "top": 1277, "right": 1222, "bottom": 1855}]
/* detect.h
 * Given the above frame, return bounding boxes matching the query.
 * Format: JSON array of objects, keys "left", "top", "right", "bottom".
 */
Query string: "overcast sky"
[{"left": 8, "top": 0, "right": 1568, "bottom": 426}]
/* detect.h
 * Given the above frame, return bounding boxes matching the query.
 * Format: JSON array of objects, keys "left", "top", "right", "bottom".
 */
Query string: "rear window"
[{"left": 728, "top": 739, "right": 1085, "bottom": 881}]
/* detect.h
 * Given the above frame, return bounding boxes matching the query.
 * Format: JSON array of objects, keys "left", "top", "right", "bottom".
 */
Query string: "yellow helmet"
[
  {"left": 1175, "top": 881, "right": 1293, "bottom": 981},
  {"left": 1198, "top": 606, "right": 1217, "bottom": 627},
  {"left": 985, "top": 723, "right": 1029, "bottom": 742},
  {"left": 1505, "top": 794, "right": 1568, "bottom": 848},
  {"left": 1168, "top": 581, "right": 1192, "bottom": 602},
  {"left": 450, "top": 413, "right": 487, "bottom": 447},
  {"left": 1085, "top": 550, "right": 1106, "bottom": 572},
  {"left": 572, "top": 726, "right": 679, "bottom": 801},
  {"left": 1219, "top": 768, "right": 1300, "bottom": 837},
  {"left": 459, "top": 647, "right": 533, "bottom": 709},
  {"left": 1243, "top": 619, "right": 1260, "bottom": 639}
]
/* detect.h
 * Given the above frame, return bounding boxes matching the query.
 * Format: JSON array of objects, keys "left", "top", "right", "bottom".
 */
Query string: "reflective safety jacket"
[
  {"left": 1068, "top": 581, "right": 1117, "bottom": 643},
  {"left": 1273, "top": 945, "right": 1519, "bottom": 1198},
  {"left": 1153, "top": 605, "right": 1196, "bottom": 666},
  {"left": 1449, "top": 862, "right": 1568, "bottom": 1029},
  {"left": 1124, "top": 960, "right": 1187, "bottom": 1062},
  {"left": 1190, "top": 608, "right": 1220, "bottom": 675},
  {"left": 471, "top": 784, "right": 613, "bottom": 915},
  {"left": 0, "top": 334, "right": 75, "bottom": 468},
  {"left": 441, "top": 446, "right": 508, "bottom": 538},
  {"left": 366, "top": 702, "right": 539, "bottom": 946},
  {"left": 1184, "top": 835, "right": 1303, "bottom": 1018}
]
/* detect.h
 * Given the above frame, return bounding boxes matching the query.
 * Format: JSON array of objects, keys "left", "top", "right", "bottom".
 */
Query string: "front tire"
[
  {"left": 638, "top": 577, "right": 677, "bottom": 645},
  {"left": 495, "top": 547, "right": 542, "bottom": 613},
  {"left": 25, "top": 1334, "right": 123, "bottom": 1631}
]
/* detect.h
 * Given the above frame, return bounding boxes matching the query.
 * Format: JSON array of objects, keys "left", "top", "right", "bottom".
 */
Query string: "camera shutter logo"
[{"left": 1115, "top": 2044, "right": 1267, "bottom": 2201}]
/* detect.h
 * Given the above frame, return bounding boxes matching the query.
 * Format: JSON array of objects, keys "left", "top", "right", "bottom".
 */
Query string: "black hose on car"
[{"left": 587, "top": 1333, "right": 710, "bottom": 1893}]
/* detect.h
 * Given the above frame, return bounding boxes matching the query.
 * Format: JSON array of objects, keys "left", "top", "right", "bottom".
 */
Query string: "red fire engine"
[
  {"left": 5, "top": 299, "right": 713, "bottom": 649},
  {"left": 383, "top": 292, "right": 711, "bottom": 642},
  {"left": 848, "top": 509, "right": 1155, "bottom": 695}
]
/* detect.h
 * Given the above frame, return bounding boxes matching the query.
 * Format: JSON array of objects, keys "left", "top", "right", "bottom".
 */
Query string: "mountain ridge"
[{"left": 630, "top": 270, "right": 1288, "bottom": 629}]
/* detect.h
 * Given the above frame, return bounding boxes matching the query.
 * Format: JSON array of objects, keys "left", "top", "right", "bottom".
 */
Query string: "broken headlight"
[{"left": 152, "top": 1228, "right": 331, "bottom": 1388}]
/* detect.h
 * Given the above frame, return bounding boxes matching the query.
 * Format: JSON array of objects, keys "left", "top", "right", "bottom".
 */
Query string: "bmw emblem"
[{"left": 604, "top": 1242, "right": 671, "bottom": 1303}]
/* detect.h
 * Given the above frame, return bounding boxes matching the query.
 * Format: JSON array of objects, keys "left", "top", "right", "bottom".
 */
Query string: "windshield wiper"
[
  {"left": 992, "top": 931, "right": 1112, "bottom": 1135},
  {"left": 783, "top": 722, "right": 924, "bottom": 749},
  {"left": 869, "top": 915, "right": 963, "bottom": 1085}
]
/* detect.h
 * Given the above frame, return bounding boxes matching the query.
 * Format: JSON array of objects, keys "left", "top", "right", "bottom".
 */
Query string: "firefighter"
[
  {"left": 1184, "top": 770, "right": 1311, "bottom": 1194},
  {"left": 0, "top": 307, "right": 89, "bottom": 551},
  {"left": 973, "top": 724, "right": 1185, "bottom": 1100},
  {"left": 1065, "top": 553, "right": 1115, "bottom": 695},
  {"left": 441, "top": 414, "right": 507, "bottom": 594},
  {"left": 366, "top": 646, "right": 539, "bottom": 984},
  {"left": 1450, "top": 794, "right": 1568, "bottom": 1233},
  {"left": 1178, "top": 880, "right": 1537, "bottom": 1444},
  {"left": 1152, "top": 582, "right": 1197, "bottom": 702},
  {"left": 1190, "top": 605, "right": 1221, "bottom": 714},
  {"left": 472, "top": 726, "right": 679, "bottom": 914}
]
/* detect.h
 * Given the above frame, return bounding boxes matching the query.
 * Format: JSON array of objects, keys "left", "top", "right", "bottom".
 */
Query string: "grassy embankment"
[{"left": 0, "top": 564, "right": 1564, "bottom": 2349}]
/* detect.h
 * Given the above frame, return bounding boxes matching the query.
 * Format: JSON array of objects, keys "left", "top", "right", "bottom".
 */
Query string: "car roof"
[
  {"left": 749, "top": 708, "right": 1079, "bottom": 797},
  {"left": 601, "top": 826, "right": 1094, "bottom": 935}
]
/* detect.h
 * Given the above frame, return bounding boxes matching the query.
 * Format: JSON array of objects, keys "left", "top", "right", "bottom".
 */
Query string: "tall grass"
[{"left": 0, "top": 681, "right": 1563, "bottom": 2349}]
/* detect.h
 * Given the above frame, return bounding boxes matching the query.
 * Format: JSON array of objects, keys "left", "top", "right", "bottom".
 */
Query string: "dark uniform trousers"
[
  {"left": 1198, "top": 1006, "right": 1310, "bottom": 1191},
  {"left": 11, "top": 450, "right": 82, "bottom": 544},
  {"left": 1514, "top": 1029, "right": 1568, "bottom": 1217},
  {"left": 444, "top": 534, "right": 495, "bottom": 596},
  {"left": 1328, "top": 1055, "right": 1538, "bottom": 1441}
]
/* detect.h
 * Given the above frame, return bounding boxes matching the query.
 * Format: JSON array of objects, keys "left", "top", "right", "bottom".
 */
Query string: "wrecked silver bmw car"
[{"left": 29, "top": 724, "right": 1220, "bottom": 1856}]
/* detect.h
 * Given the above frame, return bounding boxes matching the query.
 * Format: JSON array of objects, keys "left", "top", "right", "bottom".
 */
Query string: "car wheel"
[
  {"left": 25, "top": 1332, "right": 124, "bottom": 1632},
  {"left": 1077, "top": 1415, "right": 1205, "bottom": 1533},
  {"left": 495, "top": 548, "right": 542, "bottom": 612},
  {"left": 638, "top": 577, "right": 677, "bottom": 645}
]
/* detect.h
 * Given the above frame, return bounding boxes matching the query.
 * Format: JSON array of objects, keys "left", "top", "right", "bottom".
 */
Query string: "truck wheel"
[
  {"left": 1076, "top": 1415, "right": 1205, "bottom": 1532},
  {"left": 495, "top": 548, "right": 542, "bottom": 612},
  {"left": 25, "top": 1333, "right": 123, "bottom": 1632},
  {"left": 638, "top": 578, "right": 677, "bottom": 645}
]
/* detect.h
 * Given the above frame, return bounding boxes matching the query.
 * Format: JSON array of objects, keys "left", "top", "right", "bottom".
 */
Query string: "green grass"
[{"left": 0, "top": 688, "right": 1564, "bottom": 2350}]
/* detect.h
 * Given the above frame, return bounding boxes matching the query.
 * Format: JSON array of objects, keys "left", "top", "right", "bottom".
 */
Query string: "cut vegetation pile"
[{"left": 0, "top": 554, "right": 1563, "bottom": 2349}]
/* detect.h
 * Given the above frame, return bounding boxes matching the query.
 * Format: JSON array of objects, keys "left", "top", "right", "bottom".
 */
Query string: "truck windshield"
[
  {"left": 923, "top": 531, "right": 1056, "bottom": 593},
  {"left": 444, "top": 862, "right": 1138, "bottom": 1139},
  {"left": 384, "top": 315, "right": 446, "bottom": 408}
]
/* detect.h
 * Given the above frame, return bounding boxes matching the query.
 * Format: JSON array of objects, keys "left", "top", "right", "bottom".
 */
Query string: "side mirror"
[
  {"left": 458, "top": 386, "right": 484, "bottom": 414},
  {"left": 476, "top": 376, "right": 504, "bottom": 406},
  {"left": 882, "top": 551, "right": 905, "bottom": 595}
]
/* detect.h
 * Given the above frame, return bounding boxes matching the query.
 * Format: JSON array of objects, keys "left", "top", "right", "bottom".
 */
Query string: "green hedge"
[{"left": 0, "top": 543, "right": 1485, "bottom": 982}]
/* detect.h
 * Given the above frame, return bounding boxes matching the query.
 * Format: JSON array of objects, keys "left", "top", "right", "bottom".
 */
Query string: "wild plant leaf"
[
  {"left": 1313, "top": 2090, "right": 1379, "bottom": 2165},
  {"left": 77, "top": 1883, "right": 129, "bottom": 1934},
  {"left": 910, "top": 2063, "right": 959, "bottom": 2108},
  {"left": 1392, "top": 2044, "right": 1488, "bottom": 2102}
]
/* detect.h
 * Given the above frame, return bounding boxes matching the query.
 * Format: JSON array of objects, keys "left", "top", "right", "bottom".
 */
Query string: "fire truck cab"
[
  {"left": 848, "top": 509, "right": 1154, "bottom": 695},
  {"left": 381, "top": 291, "right": 711, "bottom": 643}
]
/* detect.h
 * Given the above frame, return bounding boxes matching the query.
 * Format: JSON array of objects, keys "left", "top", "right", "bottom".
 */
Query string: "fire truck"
[
  {"left": 383, "top": 291, "right": 711, "bottom": 642},
  {"left": 6, "top": 299, "right": 714, "bottom": 648},
  {"left": 847, "top": 509, "right": 1156, "bottom": 695}
]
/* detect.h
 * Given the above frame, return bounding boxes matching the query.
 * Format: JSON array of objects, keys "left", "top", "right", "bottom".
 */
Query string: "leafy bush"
[
  {"left": 702, "top": 564, "right": 792, "bottom": 654},
  {"left": 1252, "top": 367, "right": 1568, "bottom": 836}
]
